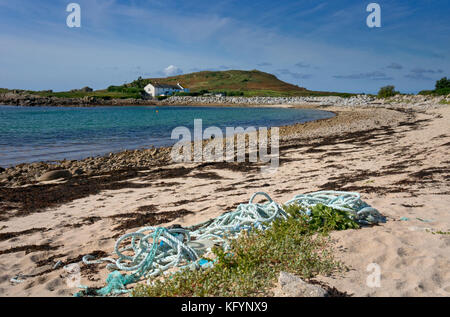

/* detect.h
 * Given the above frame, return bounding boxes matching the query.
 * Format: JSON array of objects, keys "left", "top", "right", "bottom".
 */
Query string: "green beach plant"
[{"left": 286, "top": 203, "right": 360, "bottom": 233}]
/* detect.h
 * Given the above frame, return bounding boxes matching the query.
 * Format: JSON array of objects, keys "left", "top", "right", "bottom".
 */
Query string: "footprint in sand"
[
  {"left": 0, "top": 275, "right": 10, "bottom": 283},
  {"left": 45, "top": 278, "right": 62, "bottom": 291},
  {"left": 395, "top": 280, "right": 406, "bottom": 289},
  {"left": 396, "top": 247, "right": 411, "bottom": 257}
]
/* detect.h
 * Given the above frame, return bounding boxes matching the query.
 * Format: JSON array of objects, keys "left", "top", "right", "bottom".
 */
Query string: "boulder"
[
  {"left": 38, "top": 169, "right": 72, "bottom": 181},
  {"left": 0, "top": 166, "right": 5, "bottom": 174},
  {"left": 70, "top": 167, "right": 84, "bottom": 175},
  {"left": 273, "top": 272, "right": 328, "bottom": 297}
]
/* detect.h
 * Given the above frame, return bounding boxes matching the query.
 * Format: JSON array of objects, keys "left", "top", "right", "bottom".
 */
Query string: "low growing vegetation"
[
  {"left": 0, "top": 87, "right": 143, "bottom": 100},
  {"left": 418, "top": 77, "right": 450, "bottom": 96},
  {"left": 426, "top": 229, "right": 450, "bottom": 236},
  {"left": 378, "top": 85, "right": 399, "bottom": 98},
  {"left": 132, "top": 204, "right": 359, "bottom": 297}
]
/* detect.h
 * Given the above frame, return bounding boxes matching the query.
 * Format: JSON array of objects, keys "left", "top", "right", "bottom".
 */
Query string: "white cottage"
[{"left": 144, "top": 83, "right": 189, "bottom": 97}]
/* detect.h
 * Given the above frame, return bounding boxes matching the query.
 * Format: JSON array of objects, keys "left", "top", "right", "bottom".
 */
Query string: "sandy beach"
[{"left": 0, "top": 100, "right": 449, "bottom": 297}]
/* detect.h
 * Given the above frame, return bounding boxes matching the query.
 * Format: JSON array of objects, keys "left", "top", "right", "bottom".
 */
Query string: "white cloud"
[{"left": 163, "top": 65, "right": 183, "bottom": 77}]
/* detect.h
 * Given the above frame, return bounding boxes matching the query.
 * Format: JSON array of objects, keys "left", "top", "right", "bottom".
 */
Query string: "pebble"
[
  {"left": 273, "top": 271, "right": 328, "bottom": 297},
  {"left": 37, "top": 170, "right": 72, "bottom": 181}
]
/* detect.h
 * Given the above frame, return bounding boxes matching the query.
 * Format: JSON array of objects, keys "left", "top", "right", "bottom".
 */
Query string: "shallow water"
[{"left": 0, "top": 105, "right": 334, "bottom": 167}]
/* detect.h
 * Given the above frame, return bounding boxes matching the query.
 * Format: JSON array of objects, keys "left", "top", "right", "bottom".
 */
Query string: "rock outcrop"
[{"left": 0, "top": 92, "right": 156, "bottom": 107}]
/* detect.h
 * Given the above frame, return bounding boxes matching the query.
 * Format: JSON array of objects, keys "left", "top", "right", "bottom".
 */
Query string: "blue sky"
[{"left": 0, "top": 0, "right": 449, "bottom": 94}]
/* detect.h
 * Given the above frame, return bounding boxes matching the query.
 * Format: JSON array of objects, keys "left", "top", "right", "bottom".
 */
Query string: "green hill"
[
  {"left": 130, "top": 70, "right": 352, "bottom": 97},
  {"left": 3, "top": 70, "right": 353, "bottom": 99},
  {"left": 147, "top": 70, "right": 306, "bottom": 95}
]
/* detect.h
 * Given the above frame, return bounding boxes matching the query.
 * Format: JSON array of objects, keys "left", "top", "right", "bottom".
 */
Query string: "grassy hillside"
[
  {"left": 138, "top": 70, "right": 353, "bottom": 97},
  {"left": 1, "top": 70, "right": 354, "bottom": 99},
  {"left": 151, "top": 70, "right": 306, "bottom": 94}
]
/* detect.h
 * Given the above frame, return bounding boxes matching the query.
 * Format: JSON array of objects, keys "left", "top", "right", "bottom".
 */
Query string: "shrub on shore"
[
  {"left": 418, "top": 77, "right": 450, "bottom": 96},
  {"left": 418, "top": 90, "right": 434, "bottom": 96},
  {"left": 436, "top": 77, "right": 450, "bottom": 90},
  {"left": 132, "top": 204, "right": 358, "bottom": 297},
  {"left": 378, "top": 85, "right": 399, "bottom": 98},
  {"left": 107, "top": 85, "right": 143, "bottom": 94}
]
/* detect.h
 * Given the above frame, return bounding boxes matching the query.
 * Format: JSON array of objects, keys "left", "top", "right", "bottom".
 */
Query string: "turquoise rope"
[{"left": 76, "top": 190, "right": 383, "bottom": 296}]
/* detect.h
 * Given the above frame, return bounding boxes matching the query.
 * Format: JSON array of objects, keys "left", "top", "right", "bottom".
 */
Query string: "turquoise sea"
[{"left": 0, "top": 105, "right": 334, "bottom": 167}]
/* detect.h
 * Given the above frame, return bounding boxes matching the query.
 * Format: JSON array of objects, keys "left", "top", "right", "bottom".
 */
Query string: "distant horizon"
[
  {"left": 1, "top": 1, "right": 449, "bottom": 94},
  {"left": 2, "top": 68, "right": 447, "bottom": 96},
  {"left": 0, "top": 69, "right": 355, "bottom": 95}
]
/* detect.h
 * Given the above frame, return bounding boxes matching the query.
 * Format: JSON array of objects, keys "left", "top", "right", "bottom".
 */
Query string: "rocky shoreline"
[
  {"left": 1, "top": 91, "right": 449, "bottom": 108},
  {"left": 0, "top": 147, "right": 173, "bottom": 187},
  {"left": 0, "top": 92, "right": 156, "bottom": 107},
  {"left": 160, "top": 94, "right": 449, "bottom": 109}
]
